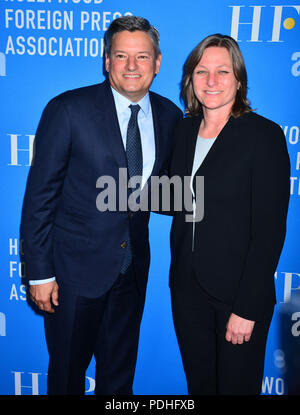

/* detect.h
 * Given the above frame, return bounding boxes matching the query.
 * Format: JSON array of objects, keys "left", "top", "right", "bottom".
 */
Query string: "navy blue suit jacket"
[{"left": 21, "top": 80, "right": 182, "bottom": 297}]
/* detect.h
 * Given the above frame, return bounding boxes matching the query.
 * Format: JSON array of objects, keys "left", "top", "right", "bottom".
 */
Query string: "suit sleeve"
[
  {"left": 152, "top": 109, "right": 183, "bottom": 216},
  {"left": 232, "top": 122, "right": 290, "bottom": 321},
  {"left": 20, "top": 97, "right": 71, "bottom": 281}
]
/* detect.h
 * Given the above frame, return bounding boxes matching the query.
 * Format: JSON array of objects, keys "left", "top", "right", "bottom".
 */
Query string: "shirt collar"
[{"left": 111, "top": 86, "right": 150, "bottom": 116}]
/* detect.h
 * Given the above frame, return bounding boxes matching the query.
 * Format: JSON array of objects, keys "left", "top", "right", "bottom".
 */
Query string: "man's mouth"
[{"left": 123, "top": 74, "right": 141, "bottom": 79}]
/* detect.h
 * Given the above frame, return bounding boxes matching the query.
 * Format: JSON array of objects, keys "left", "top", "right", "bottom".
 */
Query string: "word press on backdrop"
[{"left": 0, "top": 0, "right": 299, "bottom": 396}]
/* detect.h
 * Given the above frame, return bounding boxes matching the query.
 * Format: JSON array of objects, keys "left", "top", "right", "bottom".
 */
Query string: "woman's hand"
[{"left": 225, "top": 313, "right": 255, "bottom": 344}]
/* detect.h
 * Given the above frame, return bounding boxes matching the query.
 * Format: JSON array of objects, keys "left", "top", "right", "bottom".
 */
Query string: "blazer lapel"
[
  {"left": 187, "top": 115, "right": 235, "bottom": 176},
  {"left": 186, "top": 116, "right": 201, "bottom": 175},
  {"left": 94, "top": 80, "right": 127, "bottom": 169},
  {"left": 197, "top": 115, "right": 235, "bottom": 174},
  {"left": 148, "top": 92, "right": 161, "bottom": 179}
]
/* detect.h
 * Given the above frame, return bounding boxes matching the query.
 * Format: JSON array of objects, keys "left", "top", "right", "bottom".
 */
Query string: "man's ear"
[
  {"left": 105, "top": 53, "right": 110, "bottom": 73},
  {"left": 155, "top": 53, "right": 162, "bottom": 75}
]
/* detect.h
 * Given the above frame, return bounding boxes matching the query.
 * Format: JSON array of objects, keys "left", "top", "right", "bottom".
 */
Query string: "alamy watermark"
[{"left": 96, "top": 168, "right": 204, "bottom": 223}]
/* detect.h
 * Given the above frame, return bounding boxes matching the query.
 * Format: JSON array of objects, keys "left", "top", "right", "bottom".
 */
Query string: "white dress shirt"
[{"left": 29, "top": 87, "right": 156, "bottom": 285}]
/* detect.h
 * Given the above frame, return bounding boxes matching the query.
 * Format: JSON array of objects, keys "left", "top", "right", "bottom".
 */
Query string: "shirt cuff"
[{"left": 28, "top": 277, "right": 56, "bottom": 285}]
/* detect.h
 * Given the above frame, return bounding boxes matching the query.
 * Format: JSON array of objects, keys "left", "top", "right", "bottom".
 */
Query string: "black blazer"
[
  {"left": 169, "top": 111, "right": 290, "bottom": 321},
  {"left": 20, "top": 80, "right": 182, "bottom": 298}
]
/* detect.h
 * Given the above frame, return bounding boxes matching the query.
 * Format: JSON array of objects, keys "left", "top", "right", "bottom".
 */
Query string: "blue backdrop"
[{"left": 1, "top": 0, "right": 299, "bottom": 395}]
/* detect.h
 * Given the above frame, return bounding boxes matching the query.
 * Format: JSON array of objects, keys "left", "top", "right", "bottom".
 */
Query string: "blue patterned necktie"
[
  {"left": 120, "top": 104, "right": 143, "bottom": 273},
  {"left": 126, "top": 105, "right": 143, "bottom": 179}
]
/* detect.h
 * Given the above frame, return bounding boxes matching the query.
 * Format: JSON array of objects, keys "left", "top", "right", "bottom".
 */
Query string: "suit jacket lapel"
[
  {"left": 186, "top": 116, "right": 201, "bottom": 175},
  {"left": 148, "top": 92, "right": 161, "bottom": 179},
  {"left": 95, "top": 80, "right": 127, "bottom": 169},
  {"left": 187, "top": 114, "right": 235, "bottom": 176},
  {"left": 197, "top": 115, "right": 235, "bottom": 174}
]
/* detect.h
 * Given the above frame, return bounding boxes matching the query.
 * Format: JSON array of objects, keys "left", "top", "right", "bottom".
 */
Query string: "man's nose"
[{"left": 126, "top": 56, "right": 138, "bottom": 71}]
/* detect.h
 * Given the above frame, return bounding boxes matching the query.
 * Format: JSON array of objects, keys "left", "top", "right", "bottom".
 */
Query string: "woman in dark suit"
[{"left": 169, "top": 34, "right": 290, "bottom": 395}]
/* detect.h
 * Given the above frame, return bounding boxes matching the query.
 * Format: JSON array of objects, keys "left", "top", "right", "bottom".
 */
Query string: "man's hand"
[
  {"left": 225, "top": 312, "right": 255, "bottom": 344},
  {"left": 30, "top": 281, "right": 59, "bottom": 313}
]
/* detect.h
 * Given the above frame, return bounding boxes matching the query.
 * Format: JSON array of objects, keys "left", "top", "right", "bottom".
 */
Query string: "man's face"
[{"left": 105, "top": 30, "right": 161, "bottom": 102}]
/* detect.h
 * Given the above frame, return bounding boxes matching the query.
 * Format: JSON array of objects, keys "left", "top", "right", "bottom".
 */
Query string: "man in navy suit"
[{"left": 21, "top": 16, "right": 182, "bottom": 395}]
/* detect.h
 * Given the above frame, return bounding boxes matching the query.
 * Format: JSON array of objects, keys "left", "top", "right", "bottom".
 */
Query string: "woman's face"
[{"left": 192, "top": 46, "right": 240, "bottom": 116}]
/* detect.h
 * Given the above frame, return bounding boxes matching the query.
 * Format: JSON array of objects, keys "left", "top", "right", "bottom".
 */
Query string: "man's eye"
[{"left": 138, "top": 55, "right": 150, "bottom": 60}]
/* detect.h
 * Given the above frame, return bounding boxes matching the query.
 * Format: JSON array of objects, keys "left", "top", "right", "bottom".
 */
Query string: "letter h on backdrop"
[{"left": 8, "top": 134, "right": 35, "bottom": 166}]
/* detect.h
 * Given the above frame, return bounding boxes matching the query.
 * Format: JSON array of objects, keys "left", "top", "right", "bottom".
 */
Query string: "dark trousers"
[
  {"left": 44, "top": 264, "right": 145, "bottom": 395},
  {"left": 170, "top": 273, "right": 273, "bottom": 395}
]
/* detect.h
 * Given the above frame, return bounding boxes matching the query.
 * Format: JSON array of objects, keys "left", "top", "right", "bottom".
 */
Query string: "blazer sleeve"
[
  {"left": 20, "top": 96, "right": 71, "bottom": 281},
  {"left": 232, "top": 122, "right": 290, "bottom": 321},
  {"left": 151, "top": 110, "right": 183, "bottom": 216}
]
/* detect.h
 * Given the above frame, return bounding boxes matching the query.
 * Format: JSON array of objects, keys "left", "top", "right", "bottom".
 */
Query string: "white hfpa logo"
[
  {"left": 0, "top": 312, "right": 6, "bottom": 336},
  {"left": 0, "top": 52, "right": 6, "bottom": 76},
  {"left": 230, "top": 5, "right": 300, "bottom": 42}
]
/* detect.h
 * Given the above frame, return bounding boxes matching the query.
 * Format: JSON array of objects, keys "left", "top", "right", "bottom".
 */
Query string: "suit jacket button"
[{"left": 120, "top": 241, "right": 127, "bottom": 249}]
